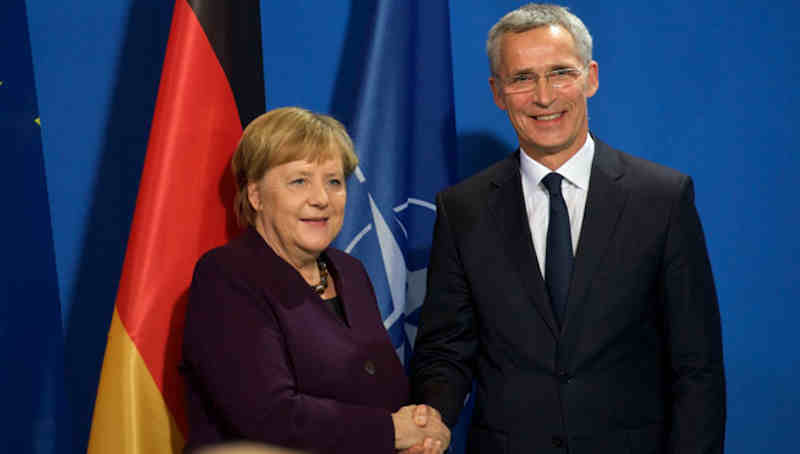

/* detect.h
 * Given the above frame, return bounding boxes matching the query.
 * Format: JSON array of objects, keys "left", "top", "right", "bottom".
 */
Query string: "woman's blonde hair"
[{"left": 231, "top": 107, "right": 358, "bottom": 227}]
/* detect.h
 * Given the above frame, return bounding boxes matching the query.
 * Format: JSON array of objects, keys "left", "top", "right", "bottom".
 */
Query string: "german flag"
[{"left": 87, "top": 1, "right": 264, "bottom": 452}]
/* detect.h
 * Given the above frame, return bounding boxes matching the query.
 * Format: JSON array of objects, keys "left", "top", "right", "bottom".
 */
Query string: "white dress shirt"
[{"left": 519, "top": 135, "right": 595, "bottom": 278}]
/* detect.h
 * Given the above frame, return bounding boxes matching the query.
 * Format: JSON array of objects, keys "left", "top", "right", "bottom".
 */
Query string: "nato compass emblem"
[{"left": 342, "top": 166, "right": 437, "bottom": 365}]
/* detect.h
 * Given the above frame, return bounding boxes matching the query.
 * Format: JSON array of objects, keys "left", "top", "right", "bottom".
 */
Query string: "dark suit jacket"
[
  {"left": 411, "top": 138, "right": 725, "bottom": 454},
  {"left": 183, "top": 228, "right": 409, "bottom": 453}
]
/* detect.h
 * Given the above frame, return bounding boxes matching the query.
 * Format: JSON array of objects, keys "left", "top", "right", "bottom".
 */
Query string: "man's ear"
[
  {"left": 247, "top": 181, "right": 261, "bottom": 212},
  {"left": 489, "top": 76, "right": 508, "bottom": 111},
  {"left": 583, "top": 60, "right": 599, "bottom": 98}
]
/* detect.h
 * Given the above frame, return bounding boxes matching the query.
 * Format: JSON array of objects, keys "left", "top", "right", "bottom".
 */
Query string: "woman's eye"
[
  {"left": 329, "top": 178, "right": 342, "bottom": 186},
  {"left": 290, "top": 178, "right": 306, "bottom": 186}
]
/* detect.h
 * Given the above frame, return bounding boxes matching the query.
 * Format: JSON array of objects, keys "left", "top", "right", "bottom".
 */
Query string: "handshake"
[{"left": 391, "top": 405, "right": 451, "bottom": 454}]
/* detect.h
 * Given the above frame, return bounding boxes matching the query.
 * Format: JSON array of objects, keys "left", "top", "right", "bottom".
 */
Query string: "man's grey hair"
[{"left": 487, "top": 3, "right": 593, "bottom": 75}]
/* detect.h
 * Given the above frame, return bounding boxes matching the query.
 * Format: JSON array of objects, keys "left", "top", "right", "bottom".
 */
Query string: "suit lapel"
[
  {"left": 488, "top": 152, "right": 559, "bottom": 338},
  {"left": 562, "top": 138, "right": 627, "bottom": 335}
]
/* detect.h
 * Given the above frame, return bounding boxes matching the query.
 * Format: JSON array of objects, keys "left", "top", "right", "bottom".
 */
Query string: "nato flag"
[
  {"left": 330, "top": 1, "right": 471, "bottom": 452},
  {"left": 333, "top": 0, "right": 457, "bottom": 365}
]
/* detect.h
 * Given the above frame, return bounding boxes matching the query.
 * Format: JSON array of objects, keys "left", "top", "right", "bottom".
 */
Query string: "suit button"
[
  {"left": 551, "top": 436, "right": 565, "bottom": 448},
  {"left": 557, "top": 371, "right": 572, "bottom": 384},
  {"left": 364, "top": 360, "right": 376, "bottom": 375}
]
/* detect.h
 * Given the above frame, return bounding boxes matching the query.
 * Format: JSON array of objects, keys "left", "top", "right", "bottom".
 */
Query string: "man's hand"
[{"left": 395, "top": 405, "right": 450, "bottom": 454}]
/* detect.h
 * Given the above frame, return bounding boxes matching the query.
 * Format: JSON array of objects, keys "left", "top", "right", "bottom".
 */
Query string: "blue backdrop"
[{"left": 6, "top": 0, "right": 798, "bottom": 452}]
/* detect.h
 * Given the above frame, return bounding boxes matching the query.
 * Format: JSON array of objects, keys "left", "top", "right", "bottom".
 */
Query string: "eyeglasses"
[{"left": 498, "top": 67, "right": 584, "bottom": 94}]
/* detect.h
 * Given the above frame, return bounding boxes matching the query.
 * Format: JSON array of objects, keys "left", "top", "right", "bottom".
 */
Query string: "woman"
[{"left": 182, "top": 107, "right": 449, "bottom": 454}]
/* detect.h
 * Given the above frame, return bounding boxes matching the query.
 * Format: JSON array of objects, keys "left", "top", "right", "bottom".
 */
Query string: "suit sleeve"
[
  {"left": 183, "top": 253, "right": 396, "bottom": 454},
  {"left": 411, "top": 192, "right": 478, "bottom": 427},
  {"left": 661, "top": 177, "right": 726, "bottom": 453}
]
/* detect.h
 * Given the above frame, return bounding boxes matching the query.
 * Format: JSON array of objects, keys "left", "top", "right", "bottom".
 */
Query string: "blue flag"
[
  {"left": 0, "top": 1, "right": 68, "bottom": 453},
  {"left": 331, "top": 3, "right": 474, "bottom": 451},
  {"left": 333, "top": 0, "right": 457, "bottom": 364}
]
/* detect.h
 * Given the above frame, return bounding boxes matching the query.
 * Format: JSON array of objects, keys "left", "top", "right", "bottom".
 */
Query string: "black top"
[{"left": 323, "top": 296, "right": 348, "bottom": 327}]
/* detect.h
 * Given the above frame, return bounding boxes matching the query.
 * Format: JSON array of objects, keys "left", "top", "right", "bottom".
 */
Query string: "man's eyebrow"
[
  {"left": 510, "top": 67, "right": 536, "bottom": 75},
  {"left": 510, "top": 64, "right": 575, "bottom": 75}
]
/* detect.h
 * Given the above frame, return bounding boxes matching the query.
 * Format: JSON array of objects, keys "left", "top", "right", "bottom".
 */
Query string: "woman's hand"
[{"left": 392, "top": 405, "right": 450, "bottom": 454}]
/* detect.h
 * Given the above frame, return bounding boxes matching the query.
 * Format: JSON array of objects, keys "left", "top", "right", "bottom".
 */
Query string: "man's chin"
[
  {"left": 523, "top": 132, "right": 583, "bottom": 156},
  {"left": 525, "top": 141, "right": 574, "bottom": 157}
]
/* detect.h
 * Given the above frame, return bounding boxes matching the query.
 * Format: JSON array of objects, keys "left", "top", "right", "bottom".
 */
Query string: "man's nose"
[{"left": 533, "top": 78, "right": 556, "bottom": 106}]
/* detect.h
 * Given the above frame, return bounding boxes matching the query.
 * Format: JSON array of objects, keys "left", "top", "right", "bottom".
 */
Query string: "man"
[{"left": 411, "top": 4, "right": 726, "bottom": 453}]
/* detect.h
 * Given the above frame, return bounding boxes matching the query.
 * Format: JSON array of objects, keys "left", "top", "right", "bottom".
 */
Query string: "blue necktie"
[{"left": 542, "top": 173, "right": 574, "bottom": 327}]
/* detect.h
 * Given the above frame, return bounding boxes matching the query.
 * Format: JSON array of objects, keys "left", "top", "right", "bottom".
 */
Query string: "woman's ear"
[{"left": 247, "top": 181, "right": 261, "bottom": 212}]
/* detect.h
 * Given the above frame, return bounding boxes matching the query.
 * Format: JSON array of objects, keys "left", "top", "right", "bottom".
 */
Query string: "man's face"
[{"left": 489, "top": 25, "right": 598, "bottom": 163}]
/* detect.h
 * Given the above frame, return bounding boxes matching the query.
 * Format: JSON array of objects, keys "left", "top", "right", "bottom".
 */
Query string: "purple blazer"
[{"left": 182, "top": 228, "right": 409, "bottom": 453}]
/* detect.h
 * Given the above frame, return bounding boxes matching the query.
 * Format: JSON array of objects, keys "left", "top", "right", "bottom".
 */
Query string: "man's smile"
[{"left": 531, "top": 112, "right": 565, "bottom": 121}]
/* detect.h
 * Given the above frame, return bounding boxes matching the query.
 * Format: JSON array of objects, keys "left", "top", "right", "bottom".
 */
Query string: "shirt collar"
[{"left": 519, "top": 134, "right": 595, "bottom": 190}]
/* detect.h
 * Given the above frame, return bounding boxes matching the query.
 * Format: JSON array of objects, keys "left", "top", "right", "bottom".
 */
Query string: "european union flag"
[
  {"left": 333, "top": 0, "right": 457, "bottom": 366},
  {"left": 0, "top": 1, "right": 68, "bottom": 453}
]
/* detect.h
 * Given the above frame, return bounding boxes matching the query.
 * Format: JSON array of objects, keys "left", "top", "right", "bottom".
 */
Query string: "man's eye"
[
  {"left": 550, "top": 69, "right": 578, "bottom": 79},
  {"left": 329, "top": 178, "right": 342, "bottom": 186},
  {"left": 513, "top": 73, "right": 535, "bottom": 83},
  {"left": 290, "top": 178, "right": 306, "bottom": 185}
]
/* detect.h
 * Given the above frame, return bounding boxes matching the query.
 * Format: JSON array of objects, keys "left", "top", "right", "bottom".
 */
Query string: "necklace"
[{"left": 310, "top": 258, "right": 328, "bottom": 294}]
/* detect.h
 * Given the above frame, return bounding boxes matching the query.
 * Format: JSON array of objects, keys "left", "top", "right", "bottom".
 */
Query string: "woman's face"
[{"left": 248, "top": 154, "right": 346, "bottom": 265}]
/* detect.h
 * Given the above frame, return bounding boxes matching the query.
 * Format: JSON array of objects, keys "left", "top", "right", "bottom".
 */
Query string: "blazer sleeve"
[
  {"left": 411, "top": 191, "right": 478, "bottom": 427},
  {"left": 661, "top": 177, "right": 726, "bottom": 453},
  {"left": 183, "top": 253, "right": 396, "bottom": 454}
]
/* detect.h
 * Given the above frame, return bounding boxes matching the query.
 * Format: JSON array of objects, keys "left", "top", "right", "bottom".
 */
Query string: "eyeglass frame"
[{"left": 494, "top": 66, "right": 587, "bottom": 94}]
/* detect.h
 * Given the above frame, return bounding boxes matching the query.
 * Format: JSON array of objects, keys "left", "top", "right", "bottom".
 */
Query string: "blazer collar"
[
  {"left": 488, "top": 151, "right": 560, "bottom": 337},
  {"left": 241, "top": 227, "right": 340, "bottom": 305},
  {"left": 562, "top": 136, "right": 628, "bottom": 336}
]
